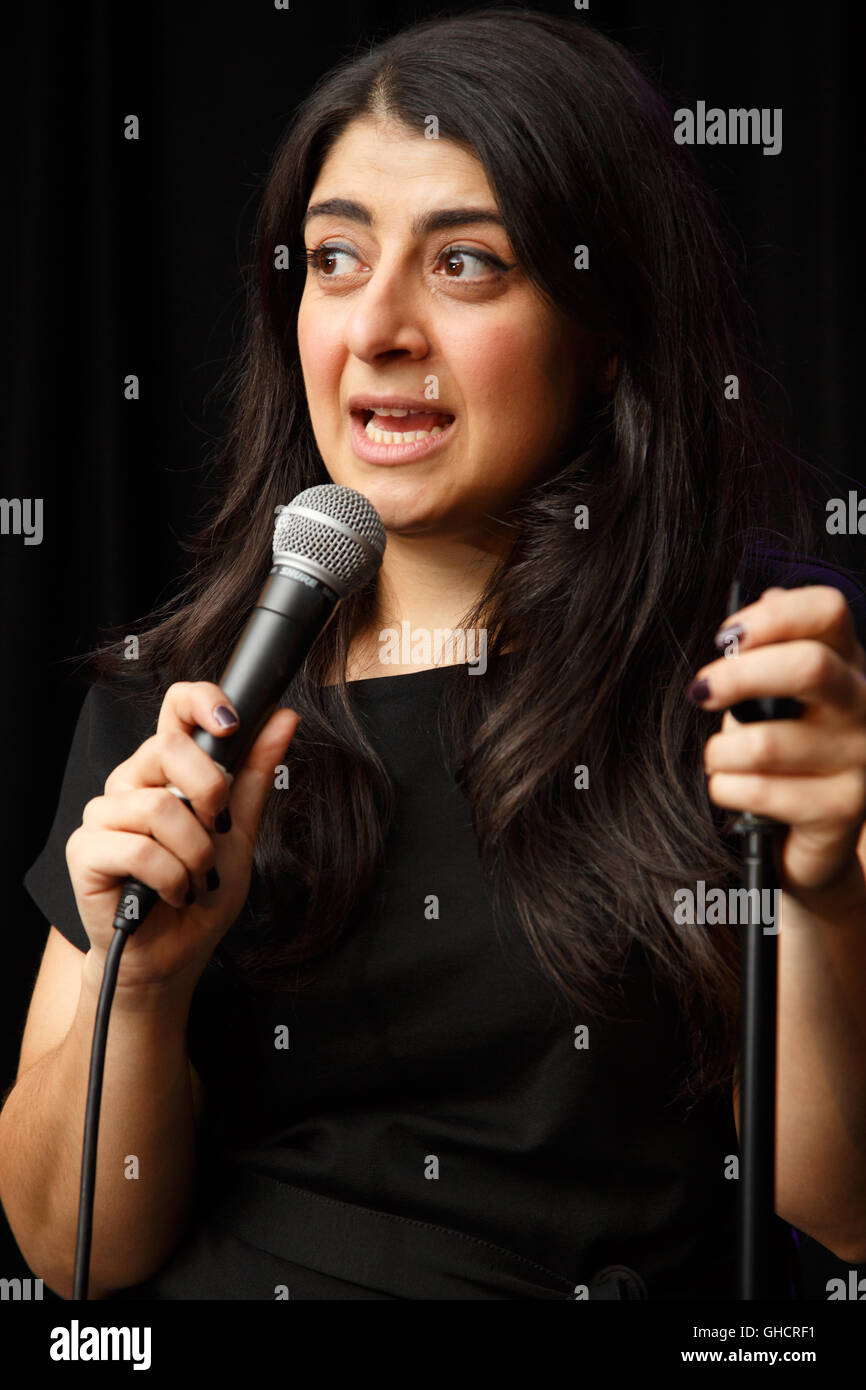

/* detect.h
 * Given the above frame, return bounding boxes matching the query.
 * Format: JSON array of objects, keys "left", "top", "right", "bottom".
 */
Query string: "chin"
[{"left": 334, "top": 470, "right": 437, "bottom": 529}]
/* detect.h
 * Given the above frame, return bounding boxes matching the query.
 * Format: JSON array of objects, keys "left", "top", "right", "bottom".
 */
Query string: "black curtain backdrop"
[{"left": 2, "top": 0, "right": 863, "bottom": 1300}]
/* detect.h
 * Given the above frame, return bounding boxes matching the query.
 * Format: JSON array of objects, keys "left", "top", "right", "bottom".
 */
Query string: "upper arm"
[{"left": 16, "top": 926, "right": 205, "bottom": 1123}]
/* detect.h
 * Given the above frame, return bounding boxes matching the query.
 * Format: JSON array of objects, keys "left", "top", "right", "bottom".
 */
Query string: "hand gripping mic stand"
[{"left": 725, "top": 579, "right": 804, "bottom": 1300}]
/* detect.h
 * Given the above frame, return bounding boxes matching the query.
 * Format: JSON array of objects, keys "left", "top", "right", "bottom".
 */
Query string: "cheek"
[
  {"left": 445, "top": 322, "right": 533, "bottom": 428},
  {"left": 296, "top": 302, "right": 341, "bottom": 393},
  {"left": 458, "top": 327, "right": 573, "bottom": 465},
  {"left": 456, "top": 316, "right": 591, "bottom": 483}
]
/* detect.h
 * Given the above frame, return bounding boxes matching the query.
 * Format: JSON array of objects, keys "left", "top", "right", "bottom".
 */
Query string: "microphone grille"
[{"left": 272, "top": 485, "right": 385, "bottom": 595}]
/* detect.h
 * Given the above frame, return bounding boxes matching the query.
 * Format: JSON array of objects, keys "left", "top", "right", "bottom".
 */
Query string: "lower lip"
[{"left": 348, "top": 411, "right": 456, "bottom": 465}]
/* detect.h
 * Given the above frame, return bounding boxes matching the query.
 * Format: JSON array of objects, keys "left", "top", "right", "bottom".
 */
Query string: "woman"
[{"left": 4, "top": 9, "right": 866, "bottom": 1301}]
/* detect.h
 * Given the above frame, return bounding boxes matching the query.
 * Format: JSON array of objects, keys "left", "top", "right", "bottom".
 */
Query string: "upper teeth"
[
  {"left": 364, "top": 418, "right": 448, "bottom": 443},
  {"left": 356, "top": 405, "right": 453, "bottom": 444}
]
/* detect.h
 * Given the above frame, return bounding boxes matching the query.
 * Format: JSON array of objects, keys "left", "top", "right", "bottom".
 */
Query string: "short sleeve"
[
  {"left": 741, "top": 546, "right": 866, "bottom": 647},
  {"left": 23, "top": 675, "right": 160, "bottom": 953}
]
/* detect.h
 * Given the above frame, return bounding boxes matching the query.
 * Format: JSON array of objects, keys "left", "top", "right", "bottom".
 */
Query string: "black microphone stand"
[
  {"left": 733, "top": 808, "right": 783, "bottom": 1298},
  {"left": 725, "top": 579, "right": 803, "bottom": 1300}
]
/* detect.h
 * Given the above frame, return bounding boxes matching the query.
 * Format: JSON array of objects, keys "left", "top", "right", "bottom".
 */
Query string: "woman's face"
[{"left": 297, "top": 116, "right": 605, "bottom": 540}]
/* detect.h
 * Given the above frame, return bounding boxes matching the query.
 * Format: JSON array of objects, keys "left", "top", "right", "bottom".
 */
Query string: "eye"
[
  {"left": 304, "top": 243, "right": 361, "bottom": 277},
  {"left": 435, "top": 245, "right": 508, "bottom": 279}
]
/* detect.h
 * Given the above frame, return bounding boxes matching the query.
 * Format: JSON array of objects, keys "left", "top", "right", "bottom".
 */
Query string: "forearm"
[
  {"left": 774, "top": 856, "right": 866, "bottom": 1260},
  {"left": 0, "top": 952, "right": 199, "bottom": 1298}
]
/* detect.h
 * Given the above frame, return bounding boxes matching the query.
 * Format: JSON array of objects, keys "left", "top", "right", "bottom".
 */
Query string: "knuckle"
[
  {"left": 104, "top": 757, "right": 133, "bottom": 794},
  {"left": 801, "top": 643, "right": 833, "bottom": 688},
  {"left": 761, "top": 587, "right": 787, "bottom": 610},
  {"left": 202, "top": 768, "right": 230, "bottom": 805},
  {"left": 170, "top": 861, "right": 189, "bottom": 897},
  {"left": 821, "top": 586, "right": 850, "bottom": 627},
  {"left": 189, "top": 680, "right": 227, "bottom": 719},
  {"left": 143, "top": 785, "right": 177, "bottom": 818},
  {"left": 81, "top": 795, "right": 104, "bottom": 825},
  {"left": 138, "top": 731, "right": 162, "bottom": 760},
  {"left": 65, "top": 827, "right": 81, "bottom": 866},
  {"left": 189, "top": 836, "right": 215, "bottom": 873},
  {"left": 131, "top": 837, "right": 161, "bottom": 877},
  {"left": 749, "top": 725, "right": 778, "bottom": 763},
  {"left": 703, "top": 732, "right": 720, "bottom": 762},
  {"left": 839, "top": 774, "right": 866, "bottom": 819},
  {"left": 746, "top": 777, "right": 771, "bottom": 814},
  {"left": 157, "top": 727, "right": 189, "bottom": 760}
]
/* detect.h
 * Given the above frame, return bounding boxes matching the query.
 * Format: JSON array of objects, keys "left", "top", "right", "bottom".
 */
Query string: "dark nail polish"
[
  {"left": 713, "top": 623, "right": 746, "bottom": 648},
  {"left": 206, "top": 866, "right": 220, "bottom": 892},
  {"left": 686, "top": 678, "right": 712, "bottom": 704},
  {"left": 214, "top": 806, "right": 232, "bottom": 834},
  {"left": 185, "top": 888, "right": 195, "bottom": 905},
  {"left": 213, "top": 705, "right": 239, "bottom": 728}
]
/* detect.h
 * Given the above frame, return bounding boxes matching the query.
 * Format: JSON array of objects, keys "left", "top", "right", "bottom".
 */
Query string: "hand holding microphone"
[{"left": 67, "top": 682, "right": 301, "bottom": 992}]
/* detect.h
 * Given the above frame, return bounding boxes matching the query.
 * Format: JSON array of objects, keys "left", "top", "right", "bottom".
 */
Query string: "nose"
[{"left": 342, "top": 256, "right": 430, "bottom": 363}]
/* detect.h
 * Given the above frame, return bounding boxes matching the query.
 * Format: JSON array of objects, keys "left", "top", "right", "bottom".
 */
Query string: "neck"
[{"left": 344, "top": 527, "right": 513, "bottom": 681}]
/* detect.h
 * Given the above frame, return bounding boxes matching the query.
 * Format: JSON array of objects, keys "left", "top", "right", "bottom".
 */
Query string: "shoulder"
[
  {"left": 57, "top": 665, "right": 165, "bottom": 792},
  {"left": 80, "top": 665, "right": 163, "bottom": 737}
]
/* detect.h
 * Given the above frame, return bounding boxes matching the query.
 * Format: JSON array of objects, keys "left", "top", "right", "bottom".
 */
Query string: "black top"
[{"left": 24, "top": 660, "right": 771, "bottom": 1300}]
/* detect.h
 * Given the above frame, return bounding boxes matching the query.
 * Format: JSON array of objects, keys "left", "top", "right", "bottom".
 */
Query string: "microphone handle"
[{"left": 112, "top": 569, "right": 338, "bottom": 934}]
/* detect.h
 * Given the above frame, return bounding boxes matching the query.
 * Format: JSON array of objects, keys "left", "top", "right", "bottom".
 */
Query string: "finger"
[
  {"left": 156, "top": 681, "right": 240, "bottom": 738},
  {"left": 227, "top": 708, "right": 300, "bottom": 843},
  {"left": 106, "top": 730, "right": 232, "bottom": 829},
  {"left": 690, "top": 639, "right": 866, "bottom": 714},
  {"left": 67, "top": 825, "right": 192, "bottom": 911},
  {"left": 82, "top": 788, "right": 216, "bottom": 879},
  {"left": 715, "top": 584, "right": 864, "bottom": 669},
  {"left": 706, "top": 769, "right": 866, "bottom": 824},
  {"left": 704, "top": 721, "right": 866, "bottom": 776}
]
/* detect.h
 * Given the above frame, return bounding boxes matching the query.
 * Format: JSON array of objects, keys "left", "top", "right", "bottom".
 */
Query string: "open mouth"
[{"left": 353, "top": 408, "right": 455, "bottom": 442}]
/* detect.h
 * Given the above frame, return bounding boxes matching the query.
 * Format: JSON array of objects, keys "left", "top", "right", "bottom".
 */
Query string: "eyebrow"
[{"left": 301, "top": 198, "right": 506, "bottom": 238}]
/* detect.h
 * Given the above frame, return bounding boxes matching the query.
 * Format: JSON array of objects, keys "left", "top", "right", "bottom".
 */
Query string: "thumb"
[{"left": 227, "top": 707, "right": 300, "bottom": 842}]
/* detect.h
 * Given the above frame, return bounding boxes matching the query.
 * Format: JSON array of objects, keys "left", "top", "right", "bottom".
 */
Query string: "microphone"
[{"left": 112, "top": 483, "right": 386, "bottom": 933}]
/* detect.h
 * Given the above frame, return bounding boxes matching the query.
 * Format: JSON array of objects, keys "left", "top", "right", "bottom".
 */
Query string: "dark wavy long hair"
[{"left": 84, "top": 7, "right": 823, "bottom": 1104}]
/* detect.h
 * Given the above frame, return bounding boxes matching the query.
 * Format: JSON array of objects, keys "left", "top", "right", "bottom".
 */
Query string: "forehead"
[{"left": 308, "top": 116, "right": 492, "bottom": 200}]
